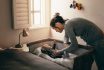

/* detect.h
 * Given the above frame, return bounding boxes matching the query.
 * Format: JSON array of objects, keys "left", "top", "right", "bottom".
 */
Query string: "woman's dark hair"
[{"left": 50, "top": 13, "right": 65, "bottom": 27}]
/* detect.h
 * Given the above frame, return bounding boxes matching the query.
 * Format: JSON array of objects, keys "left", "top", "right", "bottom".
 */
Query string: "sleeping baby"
[{"left": 33, "top": 44, "right": 77, "bottom": 69}]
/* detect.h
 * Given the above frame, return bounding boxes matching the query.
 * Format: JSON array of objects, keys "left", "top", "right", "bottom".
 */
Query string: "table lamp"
[{"left": 15, "top": 29, "right": 29, "bottom": 48}]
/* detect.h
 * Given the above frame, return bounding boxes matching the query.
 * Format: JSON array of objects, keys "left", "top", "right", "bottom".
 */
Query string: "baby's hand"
[{"left": 63, "top": 43, "right": 69, "bottom": 47}]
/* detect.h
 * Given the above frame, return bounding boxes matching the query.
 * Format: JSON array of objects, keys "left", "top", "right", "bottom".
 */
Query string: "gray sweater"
[{"left": 63, "top": 18, "right": 104, "bottom": 53}]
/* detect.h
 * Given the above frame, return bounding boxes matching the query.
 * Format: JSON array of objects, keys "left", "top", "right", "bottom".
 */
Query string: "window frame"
[{"left": 30, "top": 0, "right": 51, "bottom": 29}]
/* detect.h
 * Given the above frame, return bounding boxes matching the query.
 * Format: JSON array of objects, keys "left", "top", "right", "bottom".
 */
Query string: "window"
[
  {"left": 13, "top": 0, "right": 50, "bottom": 29},
  {"left": 30, "top": 0, "right": 51, "bottom": 28}
]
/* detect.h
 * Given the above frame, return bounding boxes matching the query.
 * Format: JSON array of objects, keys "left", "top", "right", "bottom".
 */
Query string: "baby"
[
  {"left": 33, "top": 44, "right": 61, "bottom": 58},
  {"left": 33, "top": 44, "right": 76, "bottom": 69}
]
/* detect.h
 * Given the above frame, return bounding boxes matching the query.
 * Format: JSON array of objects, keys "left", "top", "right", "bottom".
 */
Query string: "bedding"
[{"left": 0, "top": 49, "right": 69, "bottom": 70}]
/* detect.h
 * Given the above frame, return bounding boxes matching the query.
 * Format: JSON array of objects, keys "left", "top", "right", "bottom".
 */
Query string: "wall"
[{"left": 0, "top": 0, "right": 50, "bottom": 48}]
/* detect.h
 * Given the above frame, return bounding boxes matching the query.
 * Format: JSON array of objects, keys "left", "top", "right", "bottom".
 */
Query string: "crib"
[{"left": 28, "top": 38, "right": 94, "bottom": 70}]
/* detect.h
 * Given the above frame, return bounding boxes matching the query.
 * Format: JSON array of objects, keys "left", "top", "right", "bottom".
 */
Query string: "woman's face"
[{"left": 53, "top": 22, "right": 64, "bottom": 33}]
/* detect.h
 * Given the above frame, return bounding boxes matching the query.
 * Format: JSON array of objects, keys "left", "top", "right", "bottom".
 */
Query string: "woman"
[{"left": 50, "top": 13, "right": 104, "bottom": 70}]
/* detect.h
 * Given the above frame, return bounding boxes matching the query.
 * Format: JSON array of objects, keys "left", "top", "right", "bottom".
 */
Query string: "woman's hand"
[{"left": 51, "top": 50, "right": 62, "bottom": 58}]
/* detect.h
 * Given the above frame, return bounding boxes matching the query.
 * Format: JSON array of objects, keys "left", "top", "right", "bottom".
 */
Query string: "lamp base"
[{"left": 15, "top": 44, "right": 22, "bottom": 48}]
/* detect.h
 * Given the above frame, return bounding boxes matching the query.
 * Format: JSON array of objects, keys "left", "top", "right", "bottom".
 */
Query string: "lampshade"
[{"left": 22, "top": 29, "right": 29, "bottom": 37}]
